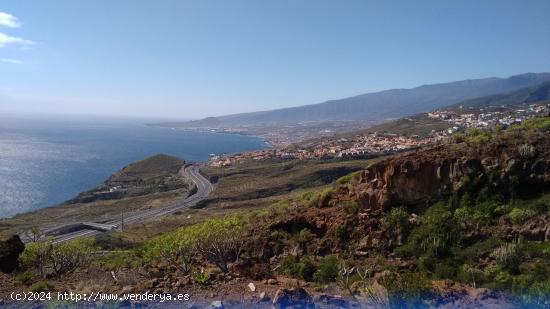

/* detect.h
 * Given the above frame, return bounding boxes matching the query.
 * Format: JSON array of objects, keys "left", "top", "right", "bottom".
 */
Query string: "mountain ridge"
[
  {"left": 452, "top": 81, "right": 550, "bottom": 108},
  {"left": 166, "top": 72, "right": 550, "bottom": 127}
]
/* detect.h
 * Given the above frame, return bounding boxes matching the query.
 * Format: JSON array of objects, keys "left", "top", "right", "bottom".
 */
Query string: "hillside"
[
  {"left": 106, "top": 154, "right": 185, "bottom": 186},
  {"left": 3, "top": 117, "right": 550, "bottom": 308},
  {"left": 353, "top": 82, "right": 550, "bottom": 138},
  {"left": 68, "top": 154, "right": 189, "bottom": 203},
  {"left": 163, "top": 73, "right": 550, "bottom": 127},
  {"left": 452, "top": 81, "right": 550, "bottom": 109}
]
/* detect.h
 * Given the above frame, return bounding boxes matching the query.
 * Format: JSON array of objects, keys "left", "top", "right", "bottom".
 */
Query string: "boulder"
[
  {"left": 0, "top": 235, "right": 25, "bottom": 273},
  {"left": 272, "top": 288, "right": 314, "bottom": 309}
]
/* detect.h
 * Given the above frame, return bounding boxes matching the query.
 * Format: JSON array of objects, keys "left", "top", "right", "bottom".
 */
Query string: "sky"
[{"left": 0, "top": 0, "right": 549, "bottom": 119}]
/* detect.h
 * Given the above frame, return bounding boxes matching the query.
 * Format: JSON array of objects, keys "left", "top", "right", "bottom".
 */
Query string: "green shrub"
[
  {"left": 279, "top": 256, "right": 302, "bottom": 278},
  {"left": 20, "top": 237, "right": 96, "bottom": 278},
  {"left": 382, "top": 208, "right": 409, "bottom": 231},
  {"left": 307, "top": 193, "right": 321, "bottom": 208},
  {"left": 434, "top": 261, "right": 457, "bottom": 279},
  {"left": 313, "top": 255, "right": 339, "bottom": 283},
  {"left": 19, "top": 241, "right": 52, "bottom": 278},
  {"left": 465, "top": 128, "right": 491, "bottom": 144},
  {"left": 453, "top": 207, "right": 473, "bottom": 226},
  {"left": 14, "top": 270, "right": 36, "bottom": 285},
  {"left": 530, "top": 199, "right": 549, "bottom": 213},
  {"left": 451, "top": 133, "right": 466, "bottom": 143},
  {"left": 337, "top": 171, "right": 361, "bottom": 185},
  {"left": 508, "top": 208, "right": 537, "bottom": 224},
  {"left": 50, "top": 238, "right": 96, "bottom": 276},
  {"left": 94, "top": 250, "right": 141, "bottom": 271},
  {"left": 312, "top": 188, "right": 333, "bottom": 208},
  {"left": 405, "top": 203, "right": 456, "bottom": 258},
  {"left": 336, "top": 174, "right": 353, "bottom": 185},
  {"left": 143, "top": 216, "right": 242, "bottom": 273},
  {"left": 270, "top": 230, "right": 290, "bottom": 241},
  {"left": 145, "top": 231, "right": 194, "bottom": 273},
  {"left": 378, "top": 272, "right": 432, "bottom": 308},
  {"left": 494, "top": 204, "right": 512, "bottom": 216},
  {"left": 493, "top": 270, "right": 513, "bottom": 287},
  {"left": 300, "top": 257, "right": 317, "bottom": 282},
  {"left": 394, "top": 243, "right": 416, "bottom": 258},
  {"left": 189, "top": 217, "right": 243, "bottom": 273},
  {"left": 457, "top": 237, "right": 501, "bottom": 263},
  {"left": 493, "top": 240, "right": 522, "bottom": 273},
  {"left": 93, "top": 233, "right": 135, "bottom": 250},
  {"left": 459, "top": 192, "right": 472, "bottom": 208},
  {"left": 192, "top": 269, "right": 210, "bottom": 285},
  {"left": 297, "top": 228, "right": 315, "bottom": 245},
  {"left": 29, "top": 281, "right": 53, "bottom": 293},
  {"left": 278, "top": 256, "right": 318, "bottom": 281},
  {"left": 301, "top": 191, "right": 315, "bottom": 201},
  {"left": 519, "top": 117, "right": 550, "bottom": 132},
  {"left": 335, "top": 225, "right": 347, "bottom": 239},
  {"left": 334, "top": 219, "right": 354, "bottom": 241},
  {"left": 341, "top": 200, "right": 359, "bottom": 215}
]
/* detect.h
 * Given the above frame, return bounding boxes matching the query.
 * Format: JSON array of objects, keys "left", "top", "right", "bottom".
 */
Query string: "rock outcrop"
[
  {"left": 344, "top": 133, "right": 550, "bottom": 210},
  {"left": 0, "top": 235, "right": 25, "bottom": 273},
  {"left": 249, "top": 127, "right": 550, "bottom": 258},
  {"left": 272, "top": 288, "right": 315, "bottom": 309}
]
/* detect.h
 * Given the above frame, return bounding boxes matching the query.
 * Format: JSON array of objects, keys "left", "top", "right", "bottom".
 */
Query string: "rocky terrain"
[
  {"left": 0, "top": 236, "right": 24, "bottom": 273},
  {"left": 348, "top": 131, "right": 549, "bottom": 211}
]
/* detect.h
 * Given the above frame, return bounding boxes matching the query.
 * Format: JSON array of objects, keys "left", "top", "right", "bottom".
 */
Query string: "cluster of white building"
[
  {"left": 209, "top": 103, "right": 550, "bottom": 167},
  {"left": 428, "top": 103, "right": 550, "bottom": 130},
  {"left": 337, "top": 134, "right": 433, "bottom": 158}
]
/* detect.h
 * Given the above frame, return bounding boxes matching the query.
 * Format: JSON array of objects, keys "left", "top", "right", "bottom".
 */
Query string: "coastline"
[
  {"left": 0, "top": 120, "right": 267, "bottom": 220},
  {"left": 149, "top": 124, "right": 276, "bottom": 149},
  {"left": 0, "top": 154, "right": 194, "bottom": 238}
]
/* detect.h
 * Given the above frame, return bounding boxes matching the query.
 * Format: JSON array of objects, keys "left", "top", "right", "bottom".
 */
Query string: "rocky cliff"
[
  {"left": 247, "top": 118, "right": 550, "bottom": 260},
  {"left": 341, "top": 130, "right": 550, "bottom": 211}
]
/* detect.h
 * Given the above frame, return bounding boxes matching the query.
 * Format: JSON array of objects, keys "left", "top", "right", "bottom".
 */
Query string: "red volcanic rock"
[{"left": 350, "top": 133, "right": 550, "bottom": 211}]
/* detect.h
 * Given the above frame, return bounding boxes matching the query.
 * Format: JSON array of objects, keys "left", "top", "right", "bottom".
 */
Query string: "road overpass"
[{"left": 21, "top": 164, "right": 213, "bottom": 244}]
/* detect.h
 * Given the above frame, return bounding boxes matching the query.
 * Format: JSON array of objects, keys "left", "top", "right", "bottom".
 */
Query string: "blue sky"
[{"left": 0, "top": 0, "right": 549, "bottom": 119}]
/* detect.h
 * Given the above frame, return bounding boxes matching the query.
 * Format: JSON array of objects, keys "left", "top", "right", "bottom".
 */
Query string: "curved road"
[{"left": 42, "top": 164, "right": 213, "bottom": 244}]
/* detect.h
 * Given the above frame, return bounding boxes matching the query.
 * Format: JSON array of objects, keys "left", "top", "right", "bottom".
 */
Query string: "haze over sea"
[{"left": 0, "top": 114, "right": 266, "bottom": 219}]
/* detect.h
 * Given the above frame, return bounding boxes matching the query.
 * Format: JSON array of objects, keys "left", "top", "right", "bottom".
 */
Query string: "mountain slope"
[
  {"left": 453, "top": 81, "right": 550, "bottom": 108},
  {"left": 339, "top": 81, "right": 550, "bottom": 138},
  {"left": 172, "top": 73, "right": 550, "bottom": 127}
]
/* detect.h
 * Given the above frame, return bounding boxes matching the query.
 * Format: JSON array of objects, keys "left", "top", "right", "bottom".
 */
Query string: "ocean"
[{"left": 0, "top": 114, "right": 266, "bottom": 218}]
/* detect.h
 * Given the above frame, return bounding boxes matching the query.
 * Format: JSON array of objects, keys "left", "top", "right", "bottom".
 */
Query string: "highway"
[{"left": 29, "top": 164, "right": 213, "bottom": 244}]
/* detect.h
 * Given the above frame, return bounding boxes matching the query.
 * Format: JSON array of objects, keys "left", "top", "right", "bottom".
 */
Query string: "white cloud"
[
  {"left": 0, "top": 58, "right": 23, "bottom": 64},
  {"left": 0, "top": 32, "right": 34, "bottom": 48},
  {"left": 0, "top": 12, "right": 21, "bottom": 28}
]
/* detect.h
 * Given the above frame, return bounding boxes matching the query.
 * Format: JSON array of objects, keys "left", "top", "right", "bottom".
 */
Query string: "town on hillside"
[{"left": 209, "top": 102, "right": 550, "bottom": 167}]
